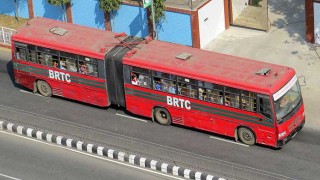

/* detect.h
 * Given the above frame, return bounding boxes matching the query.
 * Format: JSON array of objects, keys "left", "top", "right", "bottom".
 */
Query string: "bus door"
[
  {"left": 257, "top": 94, "right": 276, "bottom": 144},
  {"left": 13, "top": 42, "right": 33, "bottom": 88}
]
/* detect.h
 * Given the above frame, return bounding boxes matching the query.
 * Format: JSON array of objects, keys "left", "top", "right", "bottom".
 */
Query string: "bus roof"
[
  {"left": 12, "top": 17, "right": 120, "bottom": 59},
  {"left": 123, "top": 40, "right": 296, "bottom": 95}
]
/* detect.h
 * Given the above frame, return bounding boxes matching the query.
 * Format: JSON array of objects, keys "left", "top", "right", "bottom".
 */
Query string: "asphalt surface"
[
  {"left": 0, "top": 131, "right": 177, "bottom": 180},
  {"left": 1, "top": 50, "right": 320, "bottom": 180}
]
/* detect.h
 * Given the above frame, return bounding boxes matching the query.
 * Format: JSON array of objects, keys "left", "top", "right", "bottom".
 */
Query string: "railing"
[
  {"left": 0, "top": 26, "right": 16, "bottom": 46},
  {"left": 164, "top": 0, "right": 206, "bottom": 10},
  {"left": 124, "top": 0, "right": 207, "bottom": 10}
]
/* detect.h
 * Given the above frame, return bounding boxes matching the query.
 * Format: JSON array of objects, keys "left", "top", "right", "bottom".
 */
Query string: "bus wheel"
[
  {"left": 36, "top": 80, "right": 52, "bottom": 97},
  {"left": 154, "top": 108, "right": 171, "bottom": 126},
  {"left": 238, "top": 127, "right": 255, "bottom": 146}
]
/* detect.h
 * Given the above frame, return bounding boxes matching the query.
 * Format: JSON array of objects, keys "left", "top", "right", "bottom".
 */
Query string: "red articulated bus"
[{"left": 12, "top": 18, "right": 305, "bottom": 148}]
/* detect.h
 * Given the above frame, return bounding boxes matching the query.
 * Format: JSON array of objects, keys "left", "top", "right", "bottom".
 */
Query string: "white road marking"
[
  {"left": 209, "top": 136, "right": 249, "bottom": 147},
  {"left": 0, "top": 131, "right": 182, "bottom": 180},
  {"left": 115, "top": 113, "right": 148, "bottom": 123},
  {"left": 19, "top": 90, "right": 42, "bottom": 97},
  {"left": 0, "top": 172, "right": 22, "bottom": 180}
]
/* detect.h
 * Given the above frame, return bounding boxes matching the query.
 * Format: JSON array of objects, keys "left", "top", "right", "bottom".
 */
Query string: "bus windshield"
[{"left": 273, "top": 78, "right": 302, "bottom": 124}]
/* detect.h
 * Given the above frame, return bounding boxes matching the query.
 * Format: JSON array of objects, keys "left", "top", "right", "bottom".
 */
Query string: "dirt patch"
[{"left": 0, "top": 14, "right": 29, "bottom": 30}]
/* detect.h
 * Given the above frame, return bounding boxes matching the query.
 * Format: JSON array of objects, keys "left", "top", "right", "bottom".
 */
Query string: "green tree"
[
  {"left": 47, "top": 0, "right": 71, "bottom": 21},
  {"left": 148, "top": 0, "right": 165, "bottom": 23},
  {"left": 99, "top": 0, "right": 123, "bottom": 13}
]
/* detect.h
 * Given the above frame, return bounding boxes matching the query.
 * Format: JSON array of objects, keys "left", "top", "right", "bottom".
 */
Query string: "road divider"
[{"left": 0, "top": 120, "right": 226, "bottom": 180}]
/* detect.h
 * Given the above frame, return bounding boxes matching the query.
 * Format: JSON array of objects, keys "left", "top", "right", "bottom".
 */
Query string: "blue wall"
[
  {"left": 0, "top": 0, "right": 29, "bottom": 18},
  {"left": 33, "top": 0, "right": 64, "bottom": 21},
  {"left": 110, "top": 5, "right": 149, "bottom": 38},
  {"left": 71, "top": 0, "right": 105, "bottom": 30},
  {"left": 157, "top": 11, "right": 192, "bottom": 46}
]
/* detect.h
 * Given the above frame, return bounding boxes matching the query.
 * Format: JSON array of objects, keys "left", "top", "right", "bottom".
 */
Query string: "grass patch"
[{"left": 0, "top": 14, "right": 29, "bottom": 30}]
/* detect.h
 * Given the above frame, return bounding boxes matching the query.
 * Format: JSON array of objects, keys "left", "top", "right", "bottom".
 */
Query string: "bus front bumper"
[{"left": 277, "top": 119, "right": 305, "bottom": 148}]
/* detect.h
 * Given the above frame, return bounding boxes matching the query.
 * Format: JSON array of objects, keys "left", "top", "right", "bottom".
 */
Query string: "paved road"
[
  {"left": 1, "top": 50, "right": 320, "bottom": 180},
  {"left": 0, "top": 131, "right": 178, "bottom": 180}
]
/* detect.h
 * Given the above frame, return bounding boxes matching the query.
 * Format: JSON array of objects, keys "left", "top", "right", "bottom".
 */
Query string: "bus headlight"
[{"left": 278, "top": 131, "right": 287, "bottom": 138}]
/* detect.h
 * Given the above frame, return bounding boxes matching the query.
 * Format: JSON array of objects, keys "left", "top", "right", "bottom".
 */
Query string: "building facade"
[
  {"left": 306, "top": 0, "right": 320, "bottom": 44},
  {"left": 0, "top": 0, "right": 232, "bottom": 48}
]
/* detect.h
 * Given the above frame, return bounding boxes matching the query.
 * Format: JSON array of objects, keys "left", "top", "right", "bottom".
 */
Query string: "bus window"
[
  {"left": 138, "top": 73, "right": 150, "bottom": 88},
  {"left": 152, "top": 71, "right": 176, "bottom": 93},
  {"left": 177, "top": 77, "right": 197, "bottom": 98},
  {"left": 15, "top": 47, "right": 27, "bottom": 61},
  {"left": 28, "top": 50, "right": 37, "bottom": 63},
  {"left": 225, "top": 87, "right": 240, "bottom": 108},
  {"left": 178, "top": 82, "right": 197, "bottom": 98},
  {"left": 198, "top": 81, "right": 223, "bottom": 104},
  {"left": 241, "top": 91, "right": 257, "bottom": 112},
  {"left": 258, "top": 95, "right": 272, "bottom": 119},
  {"left": 60, "top": 51, "right": 78, "bottom": 72},
  {"left": 79, "top": 56, "right": 98, "bottom": 77},
  {"left": 67, "top": 58, "right": 77, "bottom": 72},
  {"left": 131, "top": 71, "right": 151, "bottom": 88}
]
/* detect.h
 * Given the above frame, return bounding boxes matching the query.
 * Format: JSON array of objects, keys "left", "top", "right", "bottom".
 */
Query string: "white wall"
[
  {"left": 198, "top": 0, "right": 226, "bottom": 48},
  {"left": 314, "top": 2, "right": 320, "bottom": 44},
  {"left": 232, "top": 0, "right": 249, "bottom": 20}
]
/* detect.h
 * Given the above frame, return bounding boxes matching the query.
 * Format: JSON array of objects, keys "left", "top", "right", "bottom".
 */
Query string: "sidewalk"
[{"left": 204, "top": 0, "right": 320, "bottom": 130}]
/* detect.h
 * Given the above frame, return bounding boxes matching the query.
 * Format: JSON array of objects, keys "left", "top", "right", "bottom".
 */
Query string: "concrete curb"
[{"left": 0, "top": 120, "right": 225, "bottom": 180}]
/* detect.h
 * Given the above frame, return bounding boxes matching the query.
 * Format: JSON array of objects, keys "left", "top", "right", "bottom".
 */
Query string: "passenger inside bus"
[
  {"left": 168, "top": 82, "right": 176, "bottom": 94},
  {"left": 199, "top": 88, "right": 206, "bottom": 100},
  {"left": 60, "top": 59, "right": 67, "bottom": 70},
  {"left": 16, "top": 51, "right": 20, "bottom": 59},
  {"left": 154, "top": 81, "right": 162, "bottom": 90},
  {"left": 52, "top": 60, "right": 58, "bottom": 68},
  {"left": 225, "top": 95, "right": 231, "bottom": 106},
  {"left": 131, "top": 73, "right": 138, "bottom": 85},
  {"left": 161, "top": 79, "right": 169, "bottom": 92},
  {"left": 79, "top": 63, "right": 87, "bottom": 74},
  {"left": 138, "top": 74, "right": 149, "bottom": 87}
]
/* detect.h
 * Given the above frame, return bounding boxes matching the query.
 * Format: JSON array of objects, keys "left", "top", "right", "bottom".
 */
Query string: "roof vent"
[
  {"left": 176, "top": 52, "right": 192, "bottom": 60},
  {"left": 49, "top": 27, "right": 68, "bottom": 36},
  {"left": 255, "top": 68, "right": 271, "bottom": 76}
]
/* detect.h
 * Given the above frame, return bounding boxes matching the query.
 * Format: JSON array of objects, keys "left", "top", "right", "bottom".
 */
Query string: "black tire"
[
  {"left": 238, "top": 127, "right": 255, "bottom": 146},
  {"left": 36, "top": 80, "right": 52, "bottom": 97},
  {"left": 154, "top": 108, "right": 171, "bottom": 126}
]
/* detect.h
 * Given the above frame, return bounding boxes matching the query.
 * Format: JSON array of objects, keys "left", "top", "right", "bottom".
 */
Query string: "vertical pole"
[
  {"left": 2, "top": 27, "right": 6, "bottom": 44},
  {"left": 151, "top": 0, "right": 157, "bottom": 39},
  {"left": 10, "top": 29, "right": 14, "bottom": 44}
]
